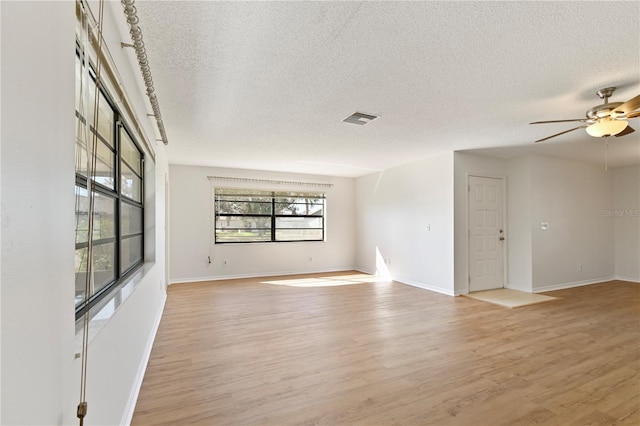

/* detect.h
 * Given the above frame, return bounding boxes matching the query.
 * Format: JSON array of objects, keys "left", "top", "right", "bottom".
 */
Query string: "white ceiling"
[{"left": 134, "top": 1, "right": 640, "bottom": 177}]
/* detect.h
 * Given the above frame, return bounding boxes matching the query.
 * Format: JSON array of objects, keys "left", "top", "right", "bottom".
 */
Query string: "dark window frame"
[
  {"left": 75, "top": 48, "right": 145, "bottom": 320},
  {"left": 214, "top": 189, "right": 325, "bottom": 244}
]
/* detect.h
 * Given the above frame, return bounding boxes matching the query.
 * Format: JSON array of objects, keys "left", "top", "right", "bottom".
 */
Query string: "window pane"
[
  {"left": 275, "top": 200, "right": 324, "bottom": 216},
  {"left": 215, "top": 215, "right": 271, "bottom": 242},
  {"left": 75, "top": 186, "right": 116, "bottom": 244},
  {"left": 276, "top": 217, "right": 323, "bottom": 241},
  {"left": 215, "top": 200, "right": 272, "bottom": 215},
  {"left": 75, "top": 55, "right": 81, "bottom": 112},
  {"left": 75, "top": 130, "right": 115, "bottom": 189},
  {"left": 75, "top": 57, "right": 114, "bottom": 145},
  {"left": 75, "top": 242, "right": 116, "bottom": 307},
  {"left": 120, "top": 129, "right": 141, "bottom": 175},
  {"left": 121, "top": 235, "right": 142, "bottom": 273},
  {"left": 121, "top": 202, "right": 143, "bottom": 237},
  {"left": 276, "top": 216, "right": 323, "bottom": 229},
  {"left": 75, "top": 65, "right": 97, "bottom": 126},
  {"left": 94, "top": 139, "right": 115, "bottom": 189},
  {"left": 96, "top": 93, "right": 114, "bottom": 144},
  {"left": 121, "top": 162, "right": 142, "bottom": 202},
  {"left": 275, "top": 229, "right": 323, "bottom": 241},
  {"left": 215, "top": 229, "right": 272, "bottom": 243},
  {"left": 75, "top": 117, "right": 88, "bottom": 178}
]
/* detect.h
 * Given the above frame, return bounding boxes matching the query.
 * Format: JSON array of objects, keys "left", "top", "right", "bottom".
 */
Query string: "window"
[
  {"left": 75, "top": 52, "right": 144, "bottom": 319},
  {"left": 214, "top": 189, "right": 325, "bottom": 243}
]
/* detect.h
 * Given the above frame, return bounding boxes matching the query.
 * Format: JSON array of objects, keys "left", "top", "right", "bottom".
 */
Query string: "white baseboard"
[
  {"left": 349, "top": 267, "right": 458, "bottom": 296},
  {"left": 121, "top": 292, "right": 167, "bottom": 426},
  {"left": 533, "top": 276, "right": 616, "bottom": 293},
  {"left": 394, "top": 277, "right": 456, "bottom": 296},
  {"left": 170, "top": 267, "right": 358, "bottom": 285},
  {"left": 614, "top": 275, "right": 640, "bottom": 283}
]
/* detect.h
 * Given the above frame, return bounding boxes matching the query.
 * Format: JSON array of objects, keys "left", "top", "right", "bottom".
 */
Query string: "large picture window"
[
  {"left": 214, "top": 189, "right": 325, "bottom": 243},
  {"left": 75, "top": 52, "right": 144, "bottom": 319}
]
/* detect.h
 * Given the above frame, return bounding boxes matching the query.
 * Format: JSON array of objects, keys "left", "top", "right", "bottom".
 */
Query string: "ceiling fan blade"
[
  {"left": 612, "top": 94, "right": 640, "bottom": 117},
  {"left": 530, "top": 118, "right": 590, "bottom": 125},
  {"left": 534, "top": 125, "right": 588, "bottom": 143},
  {"left": 626, "top": 111, "right": 640, "bottom": 119},
  {"left": 615, "top": 125, "right": 635, "bottom": 137}
]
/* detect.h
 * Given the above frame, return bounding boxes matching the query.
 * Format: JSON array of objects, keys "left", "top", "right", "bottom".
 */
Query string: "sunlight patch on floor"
[{"left": 261, "top": 273, "right": 385, "bottom": 287}]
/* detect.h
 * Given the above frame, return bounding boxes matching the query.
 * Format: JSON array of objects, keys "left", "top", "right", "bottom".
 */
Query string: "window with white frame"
[{"left": 214, "top": 188, "right": 325, "bottom": 243}]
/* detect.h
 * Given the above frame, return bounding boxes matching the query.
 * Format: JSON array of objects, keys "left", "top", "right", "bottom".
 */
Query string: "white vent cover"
[{"left": 342, "top": 112, "right": 379, "bottom": 125}]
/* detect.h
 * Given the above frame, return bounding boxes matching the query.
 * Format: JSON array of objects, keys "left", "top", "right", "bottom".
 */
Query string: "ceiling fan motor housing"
[{"left": 586, "top": 102, "right": 623, "bottom": 120}]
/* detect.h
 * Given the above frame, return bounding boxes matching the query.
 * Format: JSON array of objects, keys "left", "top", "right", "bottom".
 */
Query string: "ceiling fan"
[{"left": 530, "top": 87, "right": 640, "bottom": 143}]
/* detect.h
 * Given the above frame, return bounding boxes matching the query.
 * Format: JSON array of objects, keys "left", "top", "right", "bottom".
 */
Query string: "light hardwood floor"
[{"left": 132, "top": 272, "right": 639, "bottom": 425}]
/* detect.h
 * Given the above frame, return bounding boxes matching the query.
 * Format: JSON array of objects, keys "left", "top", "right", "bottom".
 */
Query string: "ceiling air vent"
[{"left": 343, "top": 112, "right": 379, "bottom": 125}]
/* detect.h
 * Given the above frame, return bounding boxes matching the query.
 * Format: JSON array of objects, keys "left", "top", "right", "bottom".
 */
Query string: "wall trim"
[
  {"left": 121, "top": 291, "right": 167, "bottom": 426},
  {"left": 533, "top": 276, "right": 616, "bottom": 293},
  {"left": 394, "top": 277, "right": 457, "bottom": 296},
  {"left": 614, "top": 275, "right": 640, "bottom": 284},
  {"left": 170, "top": 267, "right": 358, "bottom": 285}
]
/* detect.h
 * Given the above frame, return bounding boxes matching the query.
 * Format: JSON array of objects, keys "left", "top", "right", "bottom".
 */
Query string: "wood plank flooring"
[{"left": 132, "top": 272, "right": 639, "bottom": 425}]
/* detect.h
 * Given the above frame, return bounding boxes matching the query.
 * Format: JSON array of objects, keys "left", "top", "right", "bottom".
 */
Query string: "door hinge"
[{"left": 468, "top": 276, "right": 471, "bottom": 284}]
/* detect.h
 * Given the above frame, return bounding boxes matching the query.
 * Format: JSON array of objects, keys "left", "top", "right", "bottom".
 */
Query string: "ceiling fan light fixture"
[{"left": 586, "top": 118, "right": 628, "bottom": 138}]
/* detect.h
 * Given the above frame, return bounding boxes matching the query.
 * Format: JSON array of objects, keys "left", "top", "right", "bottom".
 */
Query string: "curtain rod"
[
  {"left": 207, "top": 176, "right": 333, "bottom": 188},
  {"left": 121, "top": 0, "right": 169, "bottom": 146},
  {"left": 76, "top": 0, "right": 156, "bottom": 162}
]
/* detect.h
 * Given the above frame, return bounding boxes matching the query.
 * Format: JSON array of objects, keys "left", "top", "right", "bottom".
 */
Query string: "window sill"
[{"left": 74, "top": 262, "right": 154, "bottom": 356}]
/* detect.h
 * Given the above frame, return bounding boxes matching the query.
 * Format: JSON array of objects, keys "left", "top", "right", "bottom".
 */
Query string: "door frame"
[{"left": 466, "top": 173, "right": 508, "bottom": 293}]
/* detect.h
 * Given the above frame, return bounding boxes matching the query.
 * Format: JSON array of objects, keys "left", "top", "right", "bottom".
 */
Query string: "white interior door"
[{"left": 468, "top": 176, "right": 505, "bottom": 292}]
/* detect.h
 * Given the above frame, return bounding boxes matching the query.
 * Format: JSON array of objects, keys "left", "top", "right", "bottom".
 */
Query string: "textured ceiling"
[{"left": 134, "top": 1, "right": 640, "bottom": 177}]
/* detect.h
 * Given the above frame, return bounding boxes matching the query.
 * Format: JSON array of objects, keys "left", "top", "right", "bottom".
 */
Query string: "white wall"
[
  {"left": 453, "top": 152, "right": 507, "bottom": 294},
  {"left": 1, "top": 3, "right": 76, "bottom": 423},
  {"left": 531, "top": 156, "right": 615, "bottom": 291},
  {"left": 453, "top": 152, "right": 626, "bottom": 294},
  {"left": 1, "top": 2, "right": 169, "bottom": 424},
  {"left": 613, "top": 165, "right": 640, "bottom": 282},
  {"left": 354, "top": 152, "right": 455, "bottom": 295},
  {"left": 505, "top": 156, "right": 533, "bottom": 292},
  {"left": 169, "top": 165, "right": 356, "bottom": 283}
]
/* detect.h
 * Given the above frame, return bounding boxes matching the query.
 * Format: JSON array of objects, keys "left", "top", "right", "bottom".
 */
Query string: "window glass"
[
  {"left": 97, "top": 93, "right": 114, "bottom": 145},
  {"left": 275, "top": 200, "right": 323, "bottom": 216},
  {"left": 75, "top": 242, "right": 116, "bottom": 305},
  {"left": 75, "top": 186, "right": 116, "bottom": 244},
  {"left": 75, "top": 124, "right": 116, "bottom": 190},
  {"left": 275, "top": 217, "right": 323, "bottom": 241},
  {"left": 121, "top": 235, "right": 142, "bottom": 273},
  {"left": 120, "top": 129, "right": 141, "bottom": 175},
  {"left": 276, "top": 228, "right": 323, "bottom": 241},
  {"left": 121, "top": 162, "right": 142, "bottom": 202},
  {"left": 121, "top": 202, "right": 143, "bottom": 236},
  {"left": 94, "top": 140, "right": 115, "bottom": 189}
]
